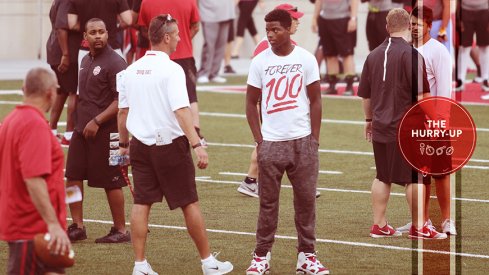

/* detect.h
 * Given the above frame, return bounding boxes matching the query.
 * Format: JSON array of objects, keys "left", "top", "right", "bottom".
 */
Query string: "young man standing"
[
  {"left": 117, "top": 14, "right": 233, "bottom": 275},
  {"left": 245, "top": 9, "right": 329, "bottom": 275},
  {"left": 395, "top": 6, "right": 455, "bottom": 235},
  {"left": 65, "top": 18, "right": 130, "bottom": 243}
]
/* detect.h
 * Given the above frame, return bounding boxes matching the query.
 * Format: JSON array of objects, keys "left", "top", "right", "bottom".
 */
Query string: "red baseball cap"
[{"left": 274, "top": 3, "right": 304, "bottom": 19}]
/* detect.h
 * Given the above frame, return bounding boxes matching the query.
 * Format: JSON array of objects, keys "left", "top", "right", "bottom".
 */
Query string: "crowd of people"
[{"left": 0, "top": 0, "right": 487, "bottom": 274}]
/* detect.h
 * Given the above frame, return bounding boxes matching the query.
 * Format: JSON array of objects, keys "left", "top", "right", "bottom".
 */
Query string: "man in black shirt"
[
  {"left": 65, "top": 18, "right": 130, "bottom": 243},
  {"left": 358, "top": 8, "right": 446, "bottom": 239}
]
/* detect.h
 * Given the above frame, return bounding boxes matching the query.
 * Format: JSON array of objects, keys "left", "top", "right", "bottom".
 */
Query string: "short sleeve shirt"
[
  {"left": 75, "top": 46, "right": 127, "bottom": 131},
  {"left": 247, "top": 46, "right": 320, "bottom": 141},
  {"left": 0, "top": 106, "right": 66, "bottom": 241},
  {"left": 68, "top": 0, "right": 130, "bottom": 49},
  {"left": 117, "top": 51, "right": 189, "bottom": 145},
  {"left": 47, "top": 0, "right": 82, "bottom": 65},
  {"left": 138, "top": 0, "right": 199, "bottom": 60},
  {"left": 358, "top": 37, "right": 430, "bottom": 143}
]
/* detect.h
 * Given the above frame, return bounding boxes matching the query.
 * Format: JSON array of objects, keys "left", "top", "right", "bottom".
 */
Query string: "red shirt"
[
  {"left": 138, "top": 0, "right": 199, "bottom": 60},
  {"left": 0, "top": 105, "right": 67, "bottom": 241}
]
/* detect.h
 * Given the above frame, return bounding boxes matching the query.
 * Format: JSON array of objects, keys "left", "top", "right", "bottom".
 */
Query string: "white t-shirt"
[
  {"left": 117, "top": 51, "right": 189, "bottom": 146},
  {"left": 247, "top": 46, "right": 320, "bottom": 141},
  {"left": 416, "top": 38, "right": 452, "bottom": 98}
]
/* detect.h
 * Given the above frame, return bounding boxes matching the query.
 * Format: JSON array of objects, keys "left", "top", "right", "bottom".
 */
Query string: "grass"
[{"left": 1, "top": 79, "right": 488, "bottom": 274}]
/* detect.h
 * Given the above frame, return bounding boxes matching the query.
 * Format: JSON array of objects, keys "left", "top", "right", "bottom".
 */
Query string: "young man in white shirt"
[
  {"left": 395, "top": 5, "right": 456, "bottom": 235},
  {"left": 245, "top": 9, "right": 329, "bottom": 275},
  {"left": 117, "top": 14, "right": 233, "bottom": 275}
]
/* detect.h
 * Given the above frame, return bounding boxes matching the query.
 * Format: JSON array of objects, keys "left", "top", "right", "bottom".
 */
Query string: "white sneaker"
[
  {"left": 210, "top": 76, "right": 227, "bottom": 83},
  {"left": 441, "top": 219, "right": 457, "bottom": 235},
  {"left": 397, "top": 219, "right": 432, "bottom": 233},
  {"left": 296, "top": 252, "right": 330, "bottom": 275},
  {"left": 237, "top": 181, "right": 259, "bottom": 198},
  {"left": 201, "top": 253, "right": 233, "bottom": 275},
  {"left": 197, "top": 76, "right": 210, "bottom": 84},
  {"left": 481, "top": 93, "right": 489, "bottom": 100},
  {"left": 132, "top": 261, "right": 158, "bottom": 275},
  {"left": 246, "top": 252, "right": 271, "bottom": 275}
]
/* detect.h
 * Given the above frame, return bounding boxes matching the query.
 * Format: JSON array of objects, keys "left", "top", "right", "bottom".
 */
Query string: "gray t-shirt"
[
  {"left": 199, "top": 0, "right": 235, "bottom": 22},
  {"left": 320, "top": 0, "right": 351, "bottom": 20},
  {"left": 461, "top": 0, "right": 489, "bottom": 10},
  {"left": 369, "top": 0, "right": 403, "bottom": 12}
]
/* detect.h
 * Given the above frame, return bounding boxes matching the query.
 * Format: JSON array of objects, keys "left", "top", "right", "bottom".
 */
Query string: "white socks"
[
  {"left": 457, "top": 46, "right": 471, "bottom": 82},
  {"left": 201, "top": 254, "right": 215, "bottom": 266},
  {"left": 479, "top": 46, "right": 489, "bottom": 81},
  {"left": 135, "top": 259, "right": 148, "bottom": 266}
]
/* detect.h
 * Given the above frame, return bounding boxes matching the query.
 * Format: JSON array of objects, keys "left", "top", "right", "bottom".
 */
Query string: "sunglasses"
[{"left": 152, "top": 14, "right": 175, "bottom": 35}]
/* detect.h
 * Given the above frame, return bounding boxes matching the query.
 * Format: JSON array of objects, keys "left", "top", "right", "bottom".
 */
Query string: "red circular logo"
[{"left": 398, "top": 97, "right": 477, "bottom": 176}]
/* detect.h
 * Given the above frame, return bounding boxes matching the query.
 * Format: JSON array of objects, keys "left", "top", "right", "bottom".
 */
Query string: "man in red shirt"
[
  {"left": 0, "top": 68, "right": 72, "bottom": 274},
  {"left": 138, "top": 0, "right": 206, "bottom": 142}
]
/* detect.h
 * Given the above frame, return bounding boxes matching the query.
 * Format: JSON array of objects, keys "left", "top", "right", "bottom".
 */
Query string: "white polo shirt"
[
  {"left": 117, "top": 51, "right": 189, "bottom": 146},
  {"left": 247, "top": 46, "right": 320, "bottom": 141}
]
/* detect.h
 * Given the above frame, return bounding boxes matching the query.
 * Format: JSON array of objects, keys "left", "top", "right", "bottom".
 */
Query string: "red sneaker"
[
  {"left": 370, "top": 223, "right": 402, "bottom": 238},
  {"left": 409, "top": 223, "right": 448, "bottom": 240}
]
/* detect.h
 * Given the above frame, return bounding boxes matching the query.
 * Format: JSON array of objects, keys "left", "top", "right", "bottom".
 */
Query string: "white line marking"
[
  {"left": 220, "top": 170, "right": 343, "bottom": 176},
  {"left": 76, "top": 217, "right": 489, "bottom": 259},
  {"left": 0, "top": 90, "right": 22, "bottom": 95}
]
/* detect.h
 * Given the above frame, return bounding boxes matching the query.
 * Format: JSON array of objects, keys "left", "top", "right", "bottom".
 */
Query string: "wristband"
[
  {"left": 93, "top": 117, "right": 101, "bottom": 126},
  {"left": 192, "top": 142, "right": 202, "bottom": 149},
  {"left": 119, "top": 142, "right": 129, "bottom": 148},
  {"left": 365, "top": 118, "right": 372, "bottom": 122},
  {"left": 255, "top": 140, "right": 263, "bottom": 146}
]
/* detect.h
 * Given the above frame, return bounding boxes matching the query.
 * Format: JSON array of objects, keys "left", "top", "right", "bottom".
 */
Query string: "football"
[{"left": 33, "top": 233, "right": 75, "bottom": 268}]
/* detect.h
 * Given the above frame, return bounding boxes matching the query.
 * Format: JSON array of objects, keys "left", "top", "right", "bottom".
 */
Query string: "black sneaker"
[
  {"left": 454, "top": 79, "right": 464, "bottom": 92},
  {"left": 482, "top": 80, "right": 489, "bottom": 92},
  {"left": 344, "top": 75, "right": 355, "bottom": 96},
  {"left": 224, "top": 65, "right": 236, "bottom": 74},
  {"left": 323, "top": 74, "right": 338, "bottom": 95},
  {"left": 95, "top": 227, "right": 131, "bottom": 243},
  {"left": 67, "top": 223, "right": 87, "bottom": 242}
]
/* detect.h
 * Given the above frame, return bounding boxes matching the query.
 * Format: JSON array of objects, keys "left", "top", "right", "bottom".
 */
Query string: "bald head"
[
  {"left": 386, "top": 8, "right": 410, "bottom": 34},
  {"left": 23, "top": 67, "right": 58, "bottom": 98}
]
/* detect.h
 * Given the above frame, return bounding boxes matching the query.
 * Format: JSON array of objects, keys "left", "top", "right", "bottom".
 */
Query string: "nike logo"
[
  {"left": 208, "top": 266, "right": 219, "bottom": 270},
  {"left": 138, "top": 272, "right": 148, "bottom": 275},
  {"left": 416, "top": 231, "right": 431, "bottom": 237},
  {"left": 379, "top": 229, "right": 391, "bottom": 235}
]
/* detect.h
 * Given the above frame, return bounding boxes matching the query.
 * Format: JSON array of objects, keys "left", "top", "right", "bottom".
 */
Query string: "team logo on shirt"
[
  {"left": 263, "top": 64, "right": 303, "bottom": 114},
  {"left": 93, "top": 66, "right": 101, "bottom": 76}
]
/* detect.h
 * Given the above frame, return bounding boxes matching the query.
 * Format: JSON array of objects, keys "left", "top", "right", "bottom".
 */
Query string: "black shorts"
[
  {"left": 318, "top": 17, "right": 356, "bottom": 57},
  {"left": 227, "top": 19, "right": 235, "bottom": 42},
  {"left": 174, "top": 57, "right": 198, "bottom": 103},
  {"left": 51, "top": 64, "right": 78, "bottom": 95},
  {"left": 460, "top": 9, "right": 489, "bottom": 47},
  {"left": 366, "top": 11, "right": 389, "bottom": 51},
  {"left": 372, "top": 141, "right": 421, "bottom": 185},
  {"left": 65, "top": 123, "right": 126, "bottom": 189},
  {"left": 130, "top": 136, "right": 198, "bottom": 210},
  {"left": 7, "top": 240, "right": 65, "bottom": 275}
]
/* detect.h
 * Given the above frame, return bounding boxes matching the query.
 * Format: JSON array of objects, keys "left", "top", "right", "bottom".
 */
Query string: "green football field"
[{"left": 1, "top": 77, "right": 488, "bottom": 274}]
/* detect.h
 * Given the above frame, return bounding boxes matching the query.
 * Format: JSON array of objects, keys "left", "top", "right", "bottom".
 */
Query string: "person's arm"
[
  {"left": 68, "top": 13, "right": 80, "bottom": 31},
  {"left": 25, "top": 177, "right": 71, "bottom": 256},
  {"left": 174, "top": 107, "right": 208, "bottom": 169},
  {"left": 437, "top": 0, "right": 450, "bottom": 42},
  {"left": 119, "top": 10, "right": 133, "bottom": 28},
  {"left": 83, "top": 100, "right": 119, "bottom": 138},
  {"left": 348, "top": 0, "right": 359, "bottom": 32},
  {"left": 246, "top": 85, "right": 263, "bottom": 144},
  {"left": 190, "top": 22, "right": 200, "bottom": 39},
  {"left": 312, "top": 0, "right": 321, "bottom": 33},
  {"left": 362, "top": 98, "right": 373, "bottom": 142},
  {"left": 118, "top": 108, "right": 130, "bottom": 155},
  {"left": 56, "top": 28, "right": 70, "bottom": 73},
  {"left": 306, "top": 80, "right": 322, "bottom": 142}
]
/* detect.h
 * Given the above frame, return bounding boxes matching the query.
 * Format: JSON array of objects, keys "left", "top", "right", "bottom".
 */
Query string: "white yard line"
[{"left": 76, "top": 217, "right": 489, "bottom": 260}]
